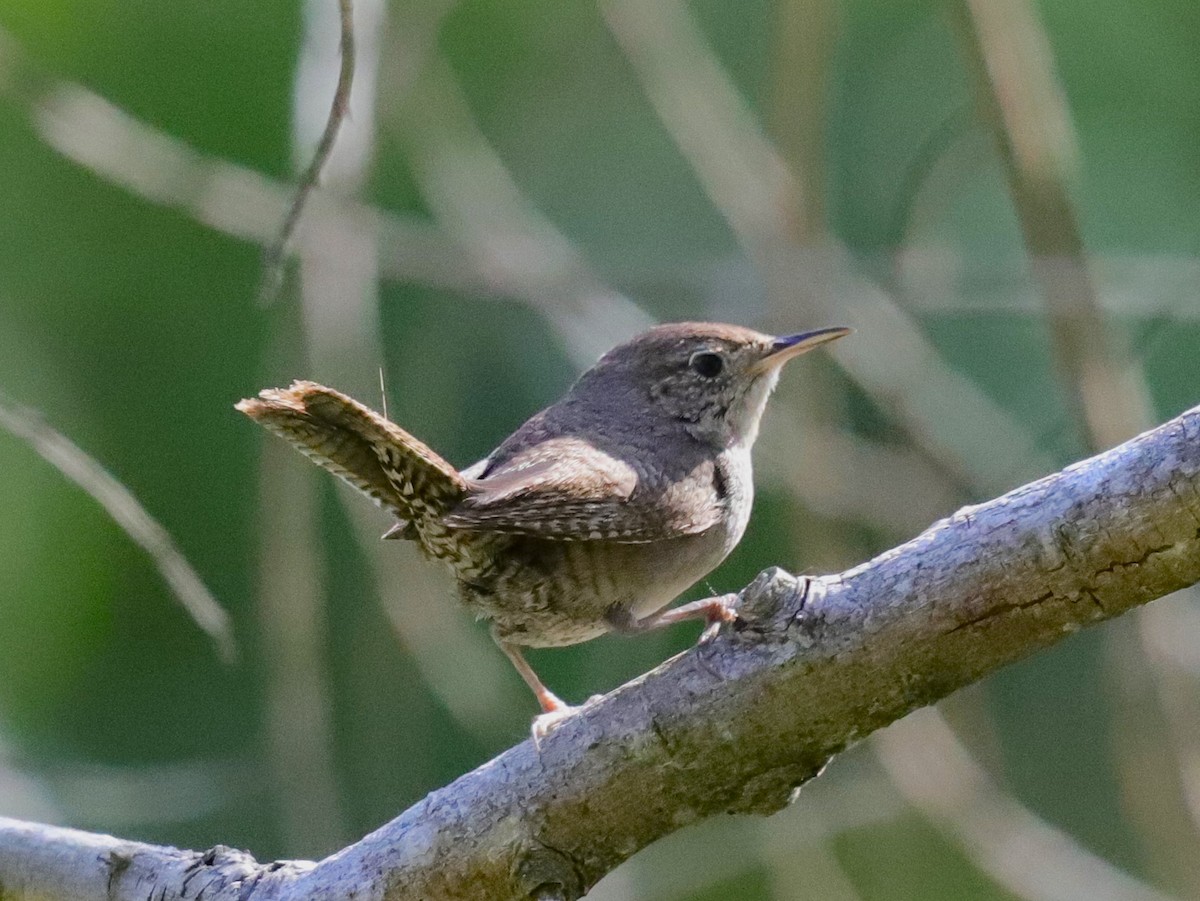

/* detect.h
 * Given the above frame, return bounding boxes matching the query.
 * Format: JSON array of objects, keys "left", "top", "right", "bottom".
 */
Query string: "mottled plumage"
[{"left": 238, "top": 321, "right": 849, "bottom": 731}]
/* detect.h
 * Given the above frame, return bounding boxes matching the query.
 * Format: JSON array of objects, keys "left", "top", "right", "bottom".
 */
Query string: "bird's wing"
[{"left": 443, "top": 438, "right": 722, "bottom": 542}]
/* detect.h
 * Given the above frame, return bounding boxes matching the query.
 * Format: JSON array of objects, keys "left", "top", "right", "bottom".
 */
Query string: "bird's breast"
[{"left": 714, "top": 444, "right": 755, "bottom": 555}]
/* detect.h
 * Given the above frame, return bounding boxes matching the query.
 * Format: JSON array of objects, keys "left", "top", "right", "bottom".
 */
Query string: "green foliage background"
[{"left": 0, "top": 1, "right": 1198, "bottom": 898}]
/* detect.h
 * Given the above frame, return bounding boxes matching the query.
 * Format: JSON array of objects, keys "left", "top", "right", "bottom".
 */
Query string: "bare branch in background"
[
  {"left": 0, "top": 392, "right": 234, "bottom": 660},
  {"left": 259, "top": 0, "right": 356, "bottom": 304},
  {"left": 894, "top": 253, "right": 1200, "bottom": 319},
  {"left": 294, "top": 0, "right": 526, "bottom": 736},
  {"left": 0, "top": 27, "right": 494, "bottom": 297},
  {"left": 598, "top": 0, "right": 1057, "bottom": 494},
  {"left": 1137, "top": 587, "right": 1200, "bottom": 831},
  {"left": 757, "top": 414, "right": 966, "bottom": 536},
  {"left": 0, "top": 22, "right": 649, "bottom": 371},
  {"left": 955, "top": 0, "right": 1151, "bottom": 448},
  {"left": 2, "top": 27, "right": 1194, "bottom": 323},
  {"left": 955, "top": 2, "right": 1200, "bottom": 893},
  {"left": 25, "top": 755, "right": 254, "bottom": 831},
  {"left": 768, "top": 0, "right": 837, "bottom": 247},
  {"left": 3, "top": 401, "right": 1199, "bottom": 899},
  {"left": 887, "top": 104, "right": 975, "bottom": 246},
  {"left": 876, "top": 710, "right": 1180, "bottom": 901},
  {"left": 600, "top": 0, "right": 802, "bottom": 268},
  {"left": 250, "top": 0, "right": 392, "bottom": 855},
  {"left": 378, "top": 11, "right": 654, "bottom": 368},
  {"left": 254, "top": 437, "right": 349, "bottom": 855}
]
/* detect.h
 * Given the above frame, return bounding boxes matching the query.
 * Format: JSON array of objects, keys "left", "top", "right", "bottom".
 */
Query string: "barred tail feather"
[{"left": 236, "top": 381, "right": 467, "bottom": 525}]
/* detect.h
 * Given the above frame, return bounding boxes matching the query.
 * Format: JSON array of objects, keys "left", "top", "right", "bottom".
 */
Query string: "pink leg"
[
  {"left": 492, "top": 627, "right": 568, "bottom": 714},
  {"left": 608, "top": 594, "right": 739, "bottom": 641}
]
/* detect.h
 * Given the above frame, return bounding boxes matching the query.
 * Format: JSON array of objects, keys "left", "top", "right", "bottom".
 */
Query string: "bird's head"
[{"left": 579, "top": 321, "right": 850, "bottom": 448}]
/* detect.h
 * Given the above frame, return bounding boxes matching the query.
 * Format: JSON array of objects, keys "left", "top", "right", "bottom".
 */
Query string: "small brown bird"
[{"left": 238, "top": 322, "right": 849, "bottom": 734}]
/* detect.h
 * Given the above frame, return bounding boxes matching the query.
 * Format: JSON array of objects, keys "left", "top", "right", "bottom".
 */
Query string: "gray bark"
[{"left": 3, "top": 404, "right": 1200, "bottom": 900}]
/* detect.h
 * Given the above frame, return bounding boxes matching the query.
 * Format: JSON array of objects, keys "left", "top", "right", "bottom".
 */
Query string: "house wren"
[{"left": 237, "top": 322, "right": 849, "bottom": 734}]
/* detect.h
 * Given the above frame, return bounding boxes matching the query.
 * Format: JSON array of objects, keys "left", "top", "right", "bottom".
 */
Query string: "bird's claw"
[
  {"left": 531, "top": 704, "right": 581, "bottom": 746},
  {"left": 698, "top": 594, "right": 740, "bottom": 643}
]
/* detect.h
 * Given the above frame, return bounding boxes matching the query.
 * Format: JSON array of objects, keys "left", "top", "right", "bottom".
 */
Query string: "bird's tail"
[{"left": 236, "top": 381, "right": 468, "bottom": 529}]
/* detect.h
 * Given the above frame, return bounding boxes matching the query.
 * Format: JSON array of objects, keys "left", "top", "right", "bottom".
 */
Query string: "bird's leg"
[
  {"left": 492, "top": 627, "right": 578, "bottom": 740},
  {"left": 607, "top": 594, "right": 740, "bottom": 642},
  {"left": 495, "top": 637, "right": 568, "bottom": 713}
]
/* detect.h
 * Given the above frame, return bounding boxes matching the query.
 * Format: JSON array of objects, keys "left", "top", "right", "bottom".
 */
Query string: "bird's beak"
[{"left": 750, "top": 326, "right": 852, "bottom": 375}]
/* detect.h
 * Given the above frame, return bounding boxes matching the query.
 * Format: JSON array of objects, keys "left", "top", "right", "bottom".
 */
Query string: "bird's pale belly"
[{"left": 458, "top": 526, "right": 735, "bottom": 648}]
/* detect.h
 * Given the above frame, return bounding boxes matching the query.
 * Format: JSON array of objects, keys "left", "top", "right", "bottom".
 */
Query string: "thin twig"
[
  {"left": 0, "top": 391, "right": 234, "bottom": 661},
  {"left": 252, "top": 0, "right": 384, "bottom": 854},
  {"left": 259, "top": 0, "right": 356, "bottom": 304}
]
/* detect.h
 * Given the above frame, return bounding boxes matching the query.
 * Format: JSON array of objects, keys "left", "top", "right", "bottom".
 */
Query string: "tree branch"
[
  {"left": 259, "top": 0, "right": 356, "bottom": 303},
  {"left": 0, "top": 392, "right": 234, "bottom": 661},
  {"left": 4, "top": 404, "right": 1200, "bottom": 900}
]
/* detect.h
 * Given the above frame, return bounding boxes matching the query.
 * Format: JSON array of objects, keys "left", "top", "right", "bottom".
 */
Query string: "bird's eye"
[{"left": 688, "top": 351, "right": 724, "bottom": 378}]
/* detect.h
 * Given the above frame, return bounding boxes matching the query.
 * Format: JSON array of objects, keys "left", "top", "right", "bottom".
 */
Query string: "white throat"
[{"left": 730, "top": 368, "right": 781, "bottom": 449}]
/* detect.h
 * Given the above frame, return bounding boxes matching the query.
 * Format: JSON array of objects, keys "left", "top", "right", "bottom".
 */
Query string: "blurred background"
[{"left": 1, "top": 0, "right": 1198, "bottom": 898}]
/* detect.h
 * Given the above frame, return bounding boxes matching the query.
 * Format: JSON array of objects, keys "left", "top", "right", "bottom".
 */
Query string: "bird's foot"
[
  {"left": 531, "top": 703, "right": 581, "bottom": 746},
  {"left": 697, "top": 593, "right": 741, "bottom": 643},
  {"left": 530, "top": 693, "right": 606, "bottom": 745}
]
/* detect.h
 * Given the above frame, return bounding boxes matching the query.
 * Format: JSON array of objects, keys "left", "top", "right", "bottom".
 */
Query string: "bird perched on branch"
[{"left": 238, "top": 322, "right": 849, "bottom": 735}]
